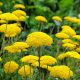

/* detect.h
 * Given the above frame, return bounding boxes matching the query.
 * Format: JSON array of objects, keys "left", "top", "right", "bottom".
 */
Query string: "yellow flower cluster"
[
  {"left": 64, "top": 16, "right": 80, "bottom": 24},
  {"left": 55, "top": 32, "right": 69, "bottom": 39},
  {"left": 4, "top": 42, "right": 29, "bottom": 53},
  {"left": 26, "top": 32, "right": 53, "bottom": 47},
  {"left": 14, "top": 4, "right": 25, "bottom": 9},
  {"left": 12, "top": 10, "right": 27, "bottom": 21},
  {"left": 32, "top": 55, "right": 57, "bottom": 68},
  {"left": 73, "top": 35, "right": 80, "bottom": 41},
  {"left": 58, "top": 51, "right": 80, "bottom": 60},
  {"left": 18, "top": 65, "right": 33, "bottom": 77},
  {"left": 52, "top": 16, "right": 62, "bottom": 22},
  {"left": 20, "top": 55, "right": 39, "bottom": 64},
  {"left": 0, "top": 13, "right": 18, "bottom": 21},
  {"left": 4, "top": 61, "right": 19, "bottom": 74},
  {"left": 50, "top": 65, "right": 73, "bottom": 79},
  {"left": 0, "top": 23, "right": 21, "bottom": 37},
  {"left": 35, "top": 16, "right": 47, "bottom": 22}
]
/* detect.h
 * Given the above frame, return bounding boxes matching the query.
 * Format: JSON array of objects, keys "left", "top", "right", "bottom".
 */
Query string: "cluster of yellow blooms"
[
  {"left": 58, "top": 51, "right": 80, "bottom": 60},
  {"left": 64, "top": 16, "right": 80, "bottom": 24},
  {"left": 0, "top": 23, "right": 21, "bottom": 37},
  {"left": 14, "top": 4, "right": 25, "bottom": 9},
  {"left": 50, "top": 65, "right": 73, "bottom": 79},
  {"left": 26, "top": 32, "right": 53, "bottom": 47},
  {"left": 4, "top": 42, "right": 29, "bottom": 53},
  {"left": 55, "top": 25, "right": 80, "bottom": 50}
]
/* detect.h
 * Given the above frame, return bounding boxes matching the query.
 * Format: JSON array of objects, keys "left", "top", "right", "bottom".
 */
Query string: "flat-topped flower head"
[
  {"left": 0, "top": 23, "right": 21, "bottom": 37},
  {"left": 52, "top": 16, "right": 62, "bottom": 22},
  {"left": 73, "top": 35, "right": 80, "bottom": 40},
  {"left": 12, "top": 10, "right": 26, "bottom": 17},
  {"left": 0, "top": 13, "right": 18, "bottom": 21},
  {"left": 35, "top": 16, "right": 47, "bottom": 22},
  {"left": 4, "top": 61, "right": 19, "bottom": 74},
  {"left": 20, "top": 55, "right": 38, "bottom": 64},
  {"left": 18, "top": 65, "right": 33, "bottom": 77},
  {"left": 26, "top": 32, "right": 53, "bottom": 47},
  {"left": 50, "top": 65, "right": 73, "bottom": 79},
  {"left": 14, "top": 4, "right": 25, "bottom": 9},
  {"left": 4, "top": 42, "right": 29, "bottom": 53},
  {"left": 55, "top": 32, "right": 69, "bottom": 39}
]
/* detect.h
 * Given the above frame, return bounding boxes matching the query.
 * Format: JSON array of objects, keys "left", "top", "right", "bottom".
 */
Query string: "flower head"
[
  {"left": 4, "top": 61, "right": 19, "bottom": 74},
  {"left": 14, "top": 4, "right": 25, "bottom": 9},
  {"left": 18, "top": 65, "right": 33, "bottom": 77},
  {"left": 35, "top": 16, "right": 47, "bottom": 22},
  {"left": 50, "top": 65, "right": 73, "bottom": 79},
  {"left": 26, "top": 32, "right": 53, "bottom": 47},
  {"left": 52, "top": 16, "right": 62, "bottom": 22}
]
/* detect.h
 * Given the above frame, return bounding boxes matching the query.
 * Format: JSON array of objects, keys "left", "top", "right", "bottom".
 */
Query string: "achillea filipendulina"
[
  {"left": 52, "top": 16, "right": 62, "bottom": 22},
  {"left": 20, "top": 55, "right": 39, "bottom": 64},
  {"left": 62, "top": 43, "right": 76, "bottom": 49},
  {"left": 4, "top": 42, "right": 29, "bottom": 53},
  {"left": 35, "top": 16, "right": 47, "bottom": 22},
  {"left": 26, "top": 32, "right": 53, "bottom": 47},
  {"left": 12, "top": 10, "right": 26, "bottom": 18},
  {"left": 14, "top": 4, "right": 25, "bottom": 9},
  {"left": 4, "top": 61, "right": 19, "bottom": 74},
  {"left": 55, "top": 32, "right": 69, "bottom": 39},
  {"left": 0, "top": 13, "right": 18, "bottom": 21},
  {"left": 61, "top": 25, "right": 76, "bottom": 36},
  {"left": 18, "top": 65, "right": 33, "bottom": 77},
  {"left": 0, "top": 23, "right": 21, "bottom": 37},
  {"left": 50, "top": 65, "right": 73, "bottom": 79}
]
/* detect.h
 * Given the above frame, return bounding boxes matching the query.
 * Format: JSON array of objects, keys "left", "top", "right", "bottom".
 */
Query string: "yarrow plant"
[{"left": 0, "top": 0, "right": 80, "bottom": 80}]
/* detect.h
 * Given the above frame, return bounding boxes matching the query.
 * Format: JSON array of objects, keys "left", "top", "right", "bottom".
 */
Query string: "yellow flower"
[
  {"left": 40, "top": 55, "right": 57, "bottom": 65},
  {"left": 52, "top": 16, "right": 62, "bottom": 22},
  {"left": 58, "top": 53, "right": 68, "bottom": 60},
  {"left": 35, "top": 16, "right": 47, "bottom": 22},
  {"left": 4, "top": 42, "right": 29, "bottom": 53},
  {"left": 26, "top": 32, "right": 53, "bottom": 47},
  {"left": 0, "top": 23, "right": 21, "bottom": 37},
  {"left": 62, "top": 39, "right": 79, "bottom": 45},
  {"left": 50, "top": 65, "right": 73, "bottom": 79},
  {"left": 20, "top": 55, "right": 38, "bottom": 64},
  {"left": 18, "top": 65, "right": 33, "bottom": 77},
  {"left": 55, "top": 32, "right": 69, "bottom": 39},
  {"left": 0, "top": 13, "right": 18, "bottom": 21},
  {"left": 0, "top": 57, "right": 2, "bottom": 62},
  {"left": 12, "top": 10, "right": 26, "bottom": 18},
  {"left": 4, "top": 61, "right": 19, "bottom": 74},
  {"left": 73, "top": 35, "right": 80, "bottom": 40},
  {"left": 14, "top": 4, "right": 25, "bottom": 9},
  {"left": 66, "top": 51, "right": 80, "bottom": 59},
  {"left": 64, "top": 16, "right": 80, "bottom": 24},
  {"left": 0, "top": 2, "right": 3, "bottom": 6},
  {"left": 61, "top": 25, "right": 76, "bottom": 36},
  {"left": 62, "top": 43, "right": 76, "bottom": 49}
]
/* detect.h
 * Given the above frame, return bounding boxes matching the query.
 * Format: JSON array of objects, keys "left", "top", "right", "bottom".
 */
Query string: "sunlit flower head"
[
  {"left": 4, "top": 61, "right": 19, "bottom": 74},
  {"left": 50, "top": 65, "right": 73, "bottom": 79},
  {"left": 35, "top": 16, "right": 47, "bottom": 22},
  {"left": 0, "top": 13, "right": 18, "bottom": 21},
  {"left": 14, "top": 4, "right": 25, "bottom": 9},
  {"left": 4, "top": 42, "right": 29, "bottom": 53},
  {"left": 18, "top": 65, "right": 33, "bottom": 77},
  {"left": 26, "top": 32, "right": 53, "bottom": 47},
  {"left": 52, "top": 16, "right": 62, "bottom": 22},
  {"left": 20, "top": 55, "right": 38, "bottom": 64},
  {"left": 55, "top": 32, "right": 69, "bottom": 39}
]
